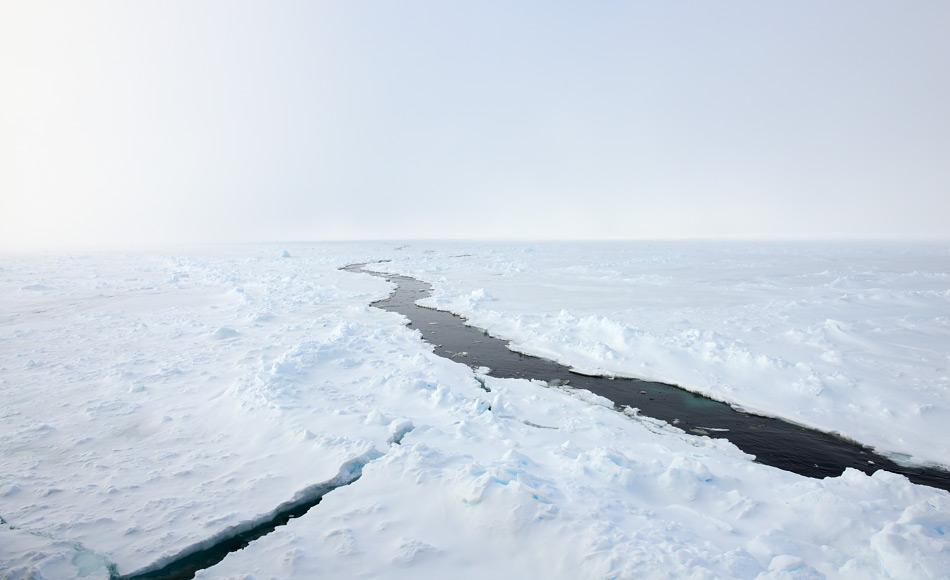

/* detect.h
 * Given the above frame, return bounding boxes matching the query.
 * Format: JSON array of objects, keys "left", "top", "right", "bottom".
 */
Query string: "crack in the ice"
[
  {"left": 115, "top": 448, "right": 385, "bottom": 580},
  {"left": 387, "top": 421, "right": 416, "bottom": 446},
  {"left": 473, "top": 375, "right": 491, "bottom": 393},
  {"left": 522, "top": 420, "right": 558, "bottom": 430},
  {"left": 344, "top": 260, "right": 950, "bottom": 491}
]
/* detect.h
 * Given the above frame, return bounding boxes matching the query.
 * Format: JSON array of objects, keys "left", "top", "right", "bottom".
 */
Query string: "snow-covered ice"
[
  {"left": 372, "top": 242, "right": 950, "bottom": 467},
  {"left": 0, "top": 246, "right": 404, "bottom": 576},
  {"left": 202, "top": 372, "right": 949, "bottom": 579},
  {"left": 1, "top": 243, "right": 948, "bottom": 579}
]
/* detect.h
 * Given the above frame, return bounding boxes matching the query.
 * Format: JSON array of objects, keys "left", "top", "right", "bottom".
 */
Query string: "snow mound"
[{"left": 211, "top": 326, "right": 239, "bottom": 340}]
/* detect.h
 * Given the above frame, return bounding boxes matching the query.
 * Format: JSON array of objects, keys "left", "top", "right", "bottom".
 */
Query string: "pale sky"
[{"left": 2, "top": 1, "right": 949, "bottom": 249}]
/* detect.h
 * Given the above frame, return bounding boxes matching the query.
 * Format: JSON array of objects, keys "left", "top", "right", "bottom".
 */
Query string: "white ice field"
[{"left": 1, "top": 242, "right": 948, "bottom": 579}]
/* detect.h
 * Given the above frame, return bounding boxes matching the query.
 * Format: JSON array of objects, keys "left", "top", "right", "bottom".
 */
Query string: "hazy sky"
[{"left": 2, "top": 1, "right": 949, "bottom": 248}]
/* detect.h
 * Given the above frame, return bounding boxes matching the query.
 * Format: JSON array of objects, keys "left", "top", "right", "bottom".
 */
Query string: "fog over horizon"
[{"left": 2, "top": 1, "right": 949, "bottom": 250}]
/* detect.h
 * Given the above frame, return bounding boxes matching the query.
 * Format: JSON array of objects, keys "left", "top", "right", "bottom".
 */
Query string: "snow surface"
[
  {"left": 1, "top": 243, "right": 948, "bottom": 579},
  {"left": 371, "top": 242, "right": 950, "bottom": 468}
]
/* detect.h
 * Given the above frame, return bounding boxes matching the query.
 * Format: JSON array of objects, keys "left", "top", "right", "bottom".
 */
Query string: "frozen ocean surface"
[
  {"left": 373, "top": 241, "right": 950, "bottom": 467},
  {"left": 1, "top": 242, "right": 947, "bottom": 579}
]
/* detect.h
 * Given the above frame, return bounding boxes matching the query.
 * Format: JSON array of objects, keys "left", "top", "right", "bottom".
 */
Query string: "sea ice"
[
  {"left": 1, "top": 243, "right": 947, "bottom": 579},
  {"left": 372, "top": 241, "right": 950, "bottom": 467}
]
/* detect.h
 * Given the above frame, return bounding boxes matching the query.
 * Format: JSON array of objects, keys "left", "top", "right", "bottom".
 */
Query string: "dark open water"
[
  {"left": 350, "top": 264, "right": 950, "bottom": 492},
  {"left": 116, "top": 263, "right": 950, "bottom": 579}
]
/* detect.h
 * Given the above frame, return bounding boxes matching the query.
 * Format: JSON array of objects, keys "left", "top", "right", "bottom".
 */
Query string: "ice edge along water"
[
  {"left": 4, "top": 245, "right": 948, "bottom": 580},
  {"left": 350, "top": 262, "right": 950, "bottom": 491},
  {"left": 370, "top": 242, "right": 950, "bottom": 469},
  {"left": 116, "top": 439, "right": 411, "bottom": 580}
]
